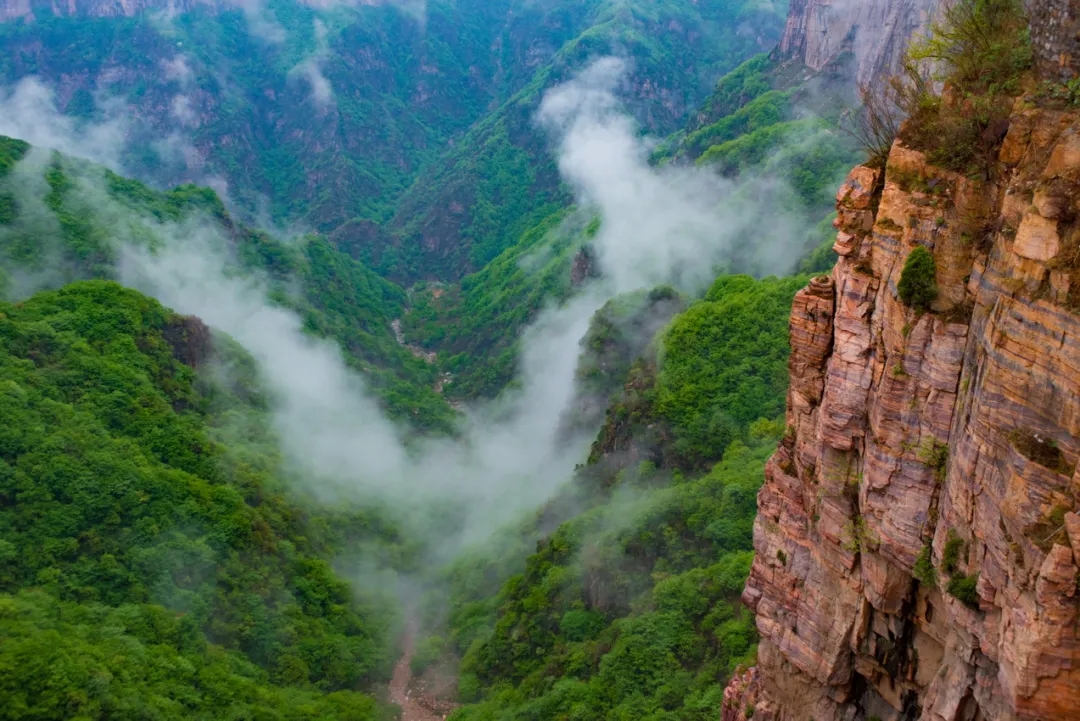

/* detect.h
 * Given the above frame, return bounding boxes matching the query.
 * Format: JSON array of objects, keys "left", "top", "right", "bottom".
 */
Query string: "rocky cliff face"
[
  {"left": 1024, "top": 0, "right": 1080, "bottom": 80},
  {"left": 723, "top": 96, "right": 1080, "bottom": 720},
  {"left": 778, "top": 0, "right": 940, "bottom": 86}
]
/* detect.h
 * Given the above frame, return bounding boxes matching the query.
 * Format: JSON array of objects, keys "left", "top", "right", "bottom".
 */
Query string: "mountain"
[
  {"left": 0, "top": 280, "right": 406, "bottom": 719},
  {"left": 778, "top": 0, "right": 939, "bottom": 87},
  {"left": 9, "top": 0, "right": 1061, "bottom": 720},
  {"left": 0, "top": 0, "right": 787, "bottom": 281},
  {"left": 724, "top": 2, "right": 1080, "bottom": 719},
  {"left": 0, "top": 135, "right": 458, "bottom": 431}
]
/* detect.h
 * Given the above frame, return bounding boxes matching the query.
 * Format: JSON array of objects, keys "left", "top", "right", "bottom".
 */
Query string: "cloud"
[
  {"left": 0, "top": 56, "right": 833, "bottom": 560},
  {"left": 163, "top": 55, "right": 195, "bottom": 86},
  {"left": 290, "top": 19, "right": 335, "bottom": 108},
  {"left": 110, "top": 217, "right": 595, "bottom": 548},
  {"left": 170, "top": 95, "right": 199, "bottom": 126},
  {"left": 537, "top": 57, "right": 814, "bottom": 294},
  {"left": 230, "top": 0, "right": 287, "bottom": 43},
  {"left": 303, "top": 0, "right": 427, "bottom": 27},
  {"left": 0, "top": 78, "right": 130, "bottom": 170}
]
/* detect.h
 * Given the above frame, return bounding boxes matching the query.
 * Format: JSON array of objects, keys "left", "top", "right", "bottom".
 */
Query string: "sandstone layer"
[{"left": 725, "top": 104, "right": 1080, "bottom": 720}]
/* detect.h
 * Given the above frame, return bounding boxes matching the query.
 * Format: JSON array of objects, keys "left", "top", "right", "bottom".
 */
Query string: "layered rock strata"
[
  {"left": 725, "top": 106, "right": 1080, "bottom": 720},
  {"left": 778, "top": 0, "right": 940, "bottom": 86},
  {"left": 1024, "top": 0, "right": 1080, "bottom": 81}
]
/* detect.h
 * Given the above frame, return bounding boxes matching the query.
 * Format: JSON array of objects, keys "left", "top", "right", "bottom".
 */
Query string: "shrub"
[
  {"left": 918, "top": 440, "right": 950, "bottom": 481},
  {"left": 942, "top": 530, "right": 965, "bottom": 576},
  {"left": 946, "top": 573, "right": 980, "bottom": 607},
  {"left": 1009, "top": 428, "right": 1075, "bottom": 475},
  {"left": 912, "top": 543, "right": 937, "bottom": 587},
  {"left": 898, "top": 246, "right": 939, "bottom": 311},
  {"left": 910, "top": 0, "right": 1031, "bottom": 93},
  {"left": 890, "top": 0, "right": 1031, "bottom": 174}
]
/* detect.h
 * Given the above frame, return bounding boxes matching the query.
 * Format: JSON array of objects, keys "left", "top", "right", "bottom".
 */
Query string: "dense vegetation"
[
  {"left": 415, "top": 273, "right": 801, "bottom": 721},
  {"left": 889, "top": 0, "right": 1032, "bottom": 175},
  {"left": 0, "top": 281, "right": 406, "bottom": 718},
  {"left": 400, "top": 52, "right": 854, "bottom": 401},
  {"left": 0, "top": 0, "right": 788, "bottom": 281},
  {"left": 0, "top": 2, "right": 875, "bottom": 717},
  {"left": 0, "top": 136, "right": 457, "bottom": 432},
  {"left": 898, "top": 246, "right": 939, "bottom": 311}
]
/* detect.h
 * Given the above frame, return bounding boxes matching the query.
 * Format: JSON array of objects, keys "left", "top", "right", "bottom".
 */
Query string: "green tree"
[{"left": 898, "top": 246, "right": 939, "bottom": 311}]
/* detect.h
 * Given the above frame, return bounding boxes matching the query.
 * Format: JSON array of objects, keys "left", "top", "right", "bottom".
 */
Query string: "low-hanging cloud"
[
  {"left": 113, "top": 221, "right": 599, "bottom": 549},
  {"left": 538, "top": 57, "right": 814, "bottom": 294},
  {"left": 291, "top": 19, "right": 335, "bottom": 108},
  {"left": 1, "top": 55, "right": 833, "bottom": 559},
  {"left": 0, "top": 78, "right": 130, "bottom": 171}
]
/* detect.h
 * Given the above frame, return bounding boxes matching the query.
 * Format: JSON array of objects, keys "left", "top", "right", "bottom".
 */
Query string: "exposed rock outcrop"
[
  {"left": 730, "top": 100, "right": 1080, "bottom": 720},
  {"left": 164, "top": 313, "right": 213, "bottom": 369},
  {"left": 1024, "top": 0, "right": 1080, "bottom": 80},
  {"left": 778, "top": 0, "right": 940, "bottom": 86}
]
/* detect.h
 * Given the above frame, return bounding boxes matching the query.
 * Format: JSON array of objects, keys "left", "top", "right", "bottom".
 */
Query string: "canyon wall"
[
  {"left": 1024, "top": 0, "right": 1080, "bottom": 80},
  {"left": 778, "top": 0, "right": 940, "bottom": 86},
  {"left": 725, "top": 70, "right": 1080, "bottom": 721}
]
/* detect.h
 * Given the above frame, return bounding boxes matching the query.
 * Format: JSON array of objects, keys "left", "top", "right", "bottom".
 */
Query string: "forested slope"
[
  {"left": 0, "top": 2, "right": 896, "bottom": 719},
  {"left": 0, "top": 0, "right": 787, "bottom": 281},
  {"left": 414, "top": 273, "right": 811, "bottom": 721},
  {"left": 400, "top": 51, "right": 856, "bottom": 401},
  {"left": 0, "top": 135, "right": 457, "bottom": 431},
  {"left": 0, "top": 281, "right": 405, "bottom": 719}
]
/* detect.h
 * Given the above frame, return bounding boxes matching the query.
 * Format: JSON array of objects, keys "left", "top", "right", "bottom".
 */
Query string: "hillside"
[
  {"left": 0, "top": 135, "right": 458, "bottom": 431},
  {"left": 0, "top": 1, "right": 1014, "bottom": 720},
  {"left": 0, "top": 0, "right": 787, "bottom": 281},
  {"left": 0, "top": 280, "right": 406, "bottom": 719}
]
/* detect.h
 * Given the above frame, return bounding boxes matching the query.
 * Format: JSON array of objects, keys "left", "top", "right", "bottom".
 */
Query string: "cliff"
[
  {"left": 723, "top": 88, "right": 1080, "bottom": 721},
  {"left": 1024, "top": 0, "right": 1080, "bottom": 80},
  {"left": 778, "top": 0, "right": 940, "bottom": 86}
]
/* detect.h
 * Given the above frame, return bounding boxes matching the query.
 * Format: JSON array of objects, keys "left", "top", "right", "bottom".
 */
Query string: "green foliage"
[
  {"left": 896, "top": 0, "right": 1031, "bottom": 173},
  {"left": 909, "top": 0, "right": 1031, "bottom": 93},
  {"left": 898, "top": 246, "right": 939, "bottom": 311},
  {"left": 381, "top": 0, "right": 790, "bottom": 281},
  {"left": 445, "top": 438, "right": 775, "bottom": 721},
  {"left": 941, "top": 530, "right": 966, "bottom": 576},
  {"left": 568, "top": 286, "right": 686, "bottom": 431},
  {"left": 0, "top": 281, "right": 401, "bottom": 717},
  {"left": 919, "top": 439, "right": 950, "bottom": 481},
  {"left": 411, "top": 635, "right": 448, "bottom": 676},
  {"left": 0, "top": 141, "right": 456, "bottom": 431},
  {"left": 912, "top": 543, "right": 937, "bottom": 587},
  {"left": 946, "top": 574, "right": 980, "bottom": 607},
  {"left": 0, "top": 591, "right": 389, "bottom": 721},
  {"left": 428, "top": 272, "right": 797, "bottom": 719},
  {"left": 656, "top": 275, "right": 805, "bottom": 469},
  {"left": 401, "top": 209, "right": 582, "bottom": 399}
]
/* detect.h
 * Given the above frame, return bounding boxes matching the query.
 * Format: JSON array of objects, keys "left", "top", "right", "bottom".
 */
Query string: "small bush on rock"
[{"left": 898, "top": 246, "right": 939, "bottom": 311}]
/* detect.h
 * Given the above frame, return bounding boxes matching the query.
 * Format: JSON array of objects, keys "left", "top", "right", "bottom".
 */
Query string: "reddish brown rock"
[{"left": 728, "top": 107, "right": 1080, "bottom": 720}]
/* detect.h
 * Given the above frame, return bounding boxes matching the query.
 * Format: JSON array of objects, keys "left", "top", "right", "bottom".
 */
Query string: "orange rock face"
[{"left": 732, "top": 106, "right": 1080, "bottom": 720}]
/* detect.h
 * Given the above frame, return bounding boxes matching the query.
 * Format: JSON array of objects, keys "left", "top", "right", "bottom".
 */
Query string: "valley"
[{"left": 2, "top": 0, "right": 1079, "bottom": 720}]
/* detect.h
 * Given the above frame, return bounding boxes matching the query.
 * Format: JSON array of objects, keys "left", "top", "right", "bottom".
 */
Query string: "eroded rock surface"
[
  {"left": 778, "top": 0, "right": 940, "bottom": 86},
  {"left": 730, "top": 106, "right": 1080, "bottom": 720}
]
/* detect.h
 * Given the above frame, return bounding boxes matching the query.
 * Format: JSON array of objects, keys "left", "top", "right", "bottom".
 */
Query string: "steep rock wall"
[
  {"left": 1024, "top": 0, "right": 1080, "bottom": 80},
  {"left": 724, "top": 103, "right": 1080, "bottom": 720},
  {"left": 778, "top": 0, "right": 940, "bottom": 86}
]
